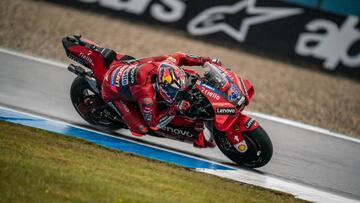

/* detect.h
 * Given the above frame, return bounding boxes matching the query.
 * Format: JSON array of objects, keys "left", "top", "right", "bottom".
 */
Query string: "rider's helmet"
[{"left": 157, "top": 62, "right": 187, "bottom": 104}]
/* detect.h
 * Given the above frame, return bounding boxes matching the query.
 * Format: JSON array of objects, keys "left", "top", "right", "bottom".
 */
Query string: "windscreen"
[{"left": 203, "top": 62, "right": 227, "bottom": 88}]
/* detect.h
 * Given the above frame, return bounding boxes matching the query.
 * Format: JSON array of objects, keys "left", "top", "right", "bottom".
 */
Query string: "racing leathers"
[{"left": 101, "top": 52, "right": 213, "bottom": 147}]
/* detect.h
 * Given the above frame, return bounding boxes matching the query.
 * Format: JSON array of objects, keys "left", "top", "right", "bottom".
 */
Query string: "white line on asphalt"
[
  {"left": 1, "top": 47, "right": 359, "bottom": 144},
  {"left": 245, "top": 111, "right": 360, "bottom": 144},
  {"left": 197, "top": 169, "right": 360, "bottom": 203},
  {"left": 0, "top": 47, "right": 67, "bottom": 68}
]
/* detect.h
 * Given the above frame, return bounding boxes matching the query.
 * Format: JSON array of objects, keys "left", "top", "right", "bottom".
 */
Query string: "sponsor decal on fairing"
[
  {"left": 228, "top": 84, "right": 241, "bottom": 102},
  {"left": 201, "top": 89, "right": 221, "bottom": 100},
  {"left": 245, "top": 118, "right": 256, "bottom": 129},
  {"left": 200, "top": 82, "right": 216, "bottom": 91},
  {"left": 234, "top": 140, "right": 248, "bottom": 153},
  {"left": 162, "top": 126, "right": 194, "bottom": 137},
  {"left": 79, "top": 51, "right": 94, "bottom": 66},
  {"left": 216, "top": 108, "right": 236, "bottom": 114}
]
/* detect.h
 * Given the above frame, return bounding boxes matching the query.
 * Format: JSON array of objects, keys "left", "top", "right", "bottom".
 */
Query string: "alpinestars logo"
[{"left": 187, "top": 0, "right": 302, "bottom": 42}]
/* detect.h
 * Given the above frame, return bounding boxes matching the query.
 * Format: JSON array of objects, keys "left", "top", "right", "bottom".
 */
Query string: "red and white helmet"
[{"left": 156, "top": 62, "right": 187, "bottom": 103}]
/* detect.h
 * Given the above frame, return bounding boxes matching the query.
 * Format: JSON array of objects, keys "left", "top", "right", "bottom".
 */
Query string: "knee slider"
[{"left": 138, "top": 125, "right": 149, "bottom": 134}]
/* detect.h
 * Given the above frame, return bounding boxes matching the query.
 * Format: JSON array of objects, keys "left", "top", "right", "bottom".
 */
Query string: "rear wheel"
[
  {"left": 214, "top": 126, "right": 273, "bottom": 168},
  {"left": 70, "top": 76, "right": 124, "bottom": 130}
]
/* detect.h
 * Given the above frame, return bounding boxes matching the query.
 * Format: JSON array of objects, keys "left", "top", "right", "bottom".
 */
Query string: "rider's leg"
[
  {"left": 101, "top": 73, "right": 148, "bottom": 136},
  {"left": 109, "top": 100, "right": 149, "bottom": 136}
]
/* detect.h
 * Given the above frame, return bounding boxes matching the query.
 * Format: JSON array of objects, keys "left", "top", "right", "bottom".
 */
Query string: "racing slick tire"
[
  {"left": 70, "top": 76, "right": 124, "bottom": 130},
  {"left": 214, "top": 125, "right": 273, "bottom": 168}
]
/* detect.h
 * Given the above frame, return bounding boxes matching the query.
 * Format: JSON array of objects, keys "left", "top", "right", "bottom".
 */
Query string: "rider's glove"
[
  {"left": 200, "top": 57, "right": 222, "bottom": 66},
  {"left": 200, "top": 57, "right": 212, "bottom": 65},
  {"left": 174, "top": 100, "right": 190, "bottom": 112},
  {"left": 211, "top": 58, "right": 222, "bottom": 66}
]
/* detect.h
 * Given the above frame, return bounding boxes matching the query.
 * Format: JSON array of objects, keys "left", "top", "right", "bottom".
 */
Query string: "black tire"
[
  {"left": 70, "top": 76, "right": 123, "bottom": 130},
  {"left": 214, "top": 125, "right": 273, "bottom": 168}
]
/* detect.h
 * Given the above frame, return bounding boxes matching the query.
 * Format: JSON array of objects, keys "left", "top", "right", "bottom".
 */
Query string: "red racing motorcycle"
[{"left": 62, "top": 35, "right": 273, "bottom": 168}]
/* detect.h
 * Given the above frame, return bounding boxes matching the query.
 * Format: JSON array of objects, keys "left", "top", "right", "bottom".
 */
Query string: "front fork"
[
  {"left": 204, "top": 121, "right": 215, "bottom": 144},
  {"left": 224, "top": 114, "right": 259, "bottom": 153}
]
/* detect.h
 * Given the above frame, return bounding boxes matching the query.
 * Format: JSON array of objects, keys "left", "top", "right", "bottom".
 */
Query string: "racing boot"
[
  {"left": 193, "top": 122, "right": 215, "bottom": 148},
  {"left": 193, "top": 132, "right": 216, "bottom": 148}
]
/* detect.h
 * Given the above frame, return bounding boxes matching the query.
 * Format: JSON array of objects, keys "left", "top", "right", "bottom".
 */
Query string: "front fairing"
[
  {"left": 196, "top": 63, "right": 255, "bottom": 132},
  {"left": 225, "top": 113, "right": 259, "bottom": 145}
]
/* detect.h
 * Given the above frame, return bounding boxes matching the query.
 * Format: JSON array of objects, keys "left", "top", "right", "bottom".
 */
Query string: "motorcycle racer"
[
  {"left": 100, "top": 52, "right": 218, "bottom": 148},
  {"left": 64, "top": 35, "right": 273, "bottom": 168}
]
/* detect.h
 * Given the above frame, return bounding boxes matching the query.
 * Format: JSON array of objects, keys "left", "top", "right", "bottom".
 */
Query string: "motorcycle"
[{"left": 62, "top": 35, "right": 273, "bottom": 168}]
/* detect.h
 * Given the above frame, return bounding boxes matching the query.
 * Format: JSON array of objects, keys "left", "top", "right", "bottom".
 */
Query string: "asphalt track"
[{"left": 1, "top": 50, "right": 360, "bottom": 201}]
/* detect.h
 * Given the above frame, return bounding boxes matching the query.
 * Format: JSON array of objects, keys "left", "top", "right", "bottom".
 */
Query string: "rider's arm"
[
  {"left": 135, "top": 52, "right": 216, "bottom": 67},
  {"left": 136, "top": 55, "right": 168, "bottom": 64},
  {"left": 171, "top": 52, "right": 211, "bottom": 66}
]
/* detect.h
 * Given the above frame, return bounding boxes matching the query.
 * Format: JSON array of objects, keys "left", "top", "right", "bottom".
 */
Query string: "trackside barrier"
[{"left": 47, "top": 0, "right": 359, "bottom": 77}]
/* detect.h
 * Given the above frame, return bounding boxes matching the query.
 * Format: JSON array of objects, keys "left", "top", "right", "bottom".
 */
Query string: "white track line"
[
  {"left": 0, "top": 47, "right": 67, "bottom": 68},
  {"left": 1, "top": 105, "right": 359, "bottom": 203},
  {"left": 245, "top": 111, "right": 360, "bottom": 144},
  {"left": 197, "top": 169, "right": 360, "bottom": 203},
  {"left": 1, "top": 47, "right": 359, "bottom": 144}
]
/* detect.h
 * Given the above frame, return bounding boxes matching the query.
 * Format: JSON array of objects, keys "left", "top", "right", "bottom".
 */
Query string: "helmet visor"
[{"left": 162, "top": 83, "right": 180, "bottom": 102}]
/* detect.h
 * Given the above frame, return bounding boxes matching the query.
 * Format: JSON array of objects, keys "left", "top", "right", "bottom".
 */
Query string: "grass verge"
[{"left": 0, "top": 121, "right": 307, "bottom": 203}]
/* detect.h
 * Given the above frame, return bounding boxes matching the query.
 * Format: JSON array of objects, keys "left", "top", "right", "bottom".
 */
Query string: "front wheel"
[{"left": 214, "top": 126, "right": 273, "bottom": 168}]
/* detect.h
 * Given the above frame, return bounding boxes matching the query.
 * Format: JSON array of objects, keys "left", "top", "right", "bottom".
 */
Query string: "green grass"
[{"left": 0, "top": 121, "right": 307, "bottom": 203}]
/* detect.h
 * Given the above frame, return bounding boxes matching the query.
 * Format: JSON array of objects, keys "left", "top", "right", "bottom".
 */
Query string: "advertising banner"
[{"left": 49, "top": 0, "right": 360, "bottom": 77}]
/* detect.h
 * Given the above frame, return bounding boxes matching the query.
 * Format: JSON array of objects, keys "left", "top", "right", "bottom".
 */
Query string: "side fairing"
[
  {"left": 67, "top": 45, "right": 107, "bottom": 83},
  {"left": 225, "top": 114, "right": 259, "bottom": 145},
  {"left": 195, "top": 81, "right": 239, "bottom": 131}
]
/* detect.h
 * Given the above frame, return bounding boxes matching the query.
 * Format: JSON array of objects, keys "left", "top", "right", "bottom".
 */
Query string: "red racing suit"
[{"left": 101, "top": 52, "right": 211, "bottom": 137}]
